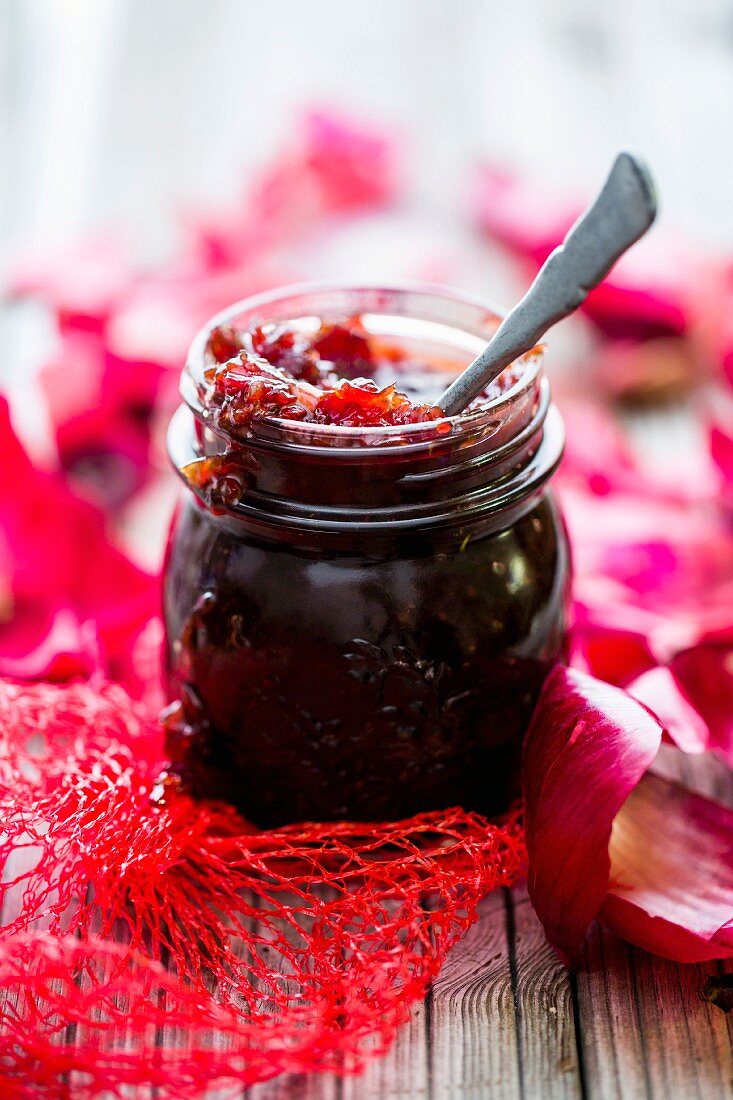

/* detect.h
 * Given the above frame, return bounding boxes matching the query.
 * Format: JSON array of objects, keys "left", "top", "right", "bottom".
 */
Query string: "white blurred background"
[{"left": 2, "top": 0, "right": 733, "bottom": 261}]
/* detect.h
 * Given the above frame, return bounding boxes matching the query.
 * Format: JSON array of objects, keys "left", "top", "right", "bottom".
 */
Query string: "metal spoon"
[{"left": 438, "top": 152, "right": 658, "bottom": 416}]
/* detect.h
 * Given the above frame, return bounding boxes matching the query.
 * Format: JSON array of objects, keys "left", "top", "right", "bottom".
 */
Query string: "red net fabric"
[{"left": 0, "top": 679, "right": 525, "bottom": 1098}]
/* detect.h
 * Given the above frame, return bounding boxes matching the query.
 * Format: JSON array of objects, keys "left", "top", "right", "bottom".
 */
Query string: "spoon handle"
[{"left": 439, "top": 152, "right": 657, "bottom": 416}]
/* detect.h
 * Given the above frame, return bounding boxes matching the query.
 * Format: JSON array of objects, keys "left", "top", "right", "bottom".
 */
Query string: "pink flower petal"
[
  {"left": 561, "top": 477, "right": 733, "bottom": 666},
  {"left": 591, "top": 337, "right": 699, "bottom": 404},
  {"left": 602, "top": 774, "right": 733, "bottom": 961},
  {"left": 0, "top": 609, "right": 98, "bottom": 682},
  {"left": 0, "top": 397, "right": 158, "bottom": 695},
  {"left": 558, "top": 401, "right": 639, "bottom": 497},
  {"left": 669, "top": 645, "right": 733, "bottom": 766},
  {"left": 472, "top": 166, "right": 578, "bottom": 267},
  {"left": 301, "top": 109, "right": 398, "bottom": 212},
  {"left": 7, "top": 235, "right": 132, "bottom": 335},
  {"left": 473, "top": 165, "right": 703, "bottom": 340},
  {"left": 186, "top": 109, "right": 398, "bottom": 270},
  {"left": 627, "top": 665, "right": 709, "bottom": 754},
  {"left": 711, "top": 421, "right": 733, "bottom": 490},
  {"left": 523, "top": 665, "right": 662, "bottom": 965},
  {"left": 706, "top": 268, "right": 733, "bottom": 391}
]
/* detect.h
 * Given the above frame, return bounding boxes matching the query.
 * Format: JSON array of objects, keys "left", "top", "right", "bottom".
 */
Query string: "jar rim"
[{"left": 182, "top": 280, "right": 544, "bottom": 449}]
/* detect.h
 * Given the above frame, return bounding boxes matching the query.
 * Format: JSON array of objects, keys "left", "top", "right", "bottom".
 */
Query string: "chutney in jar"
[{"left": 163, "top": 284, "right": 571, "bottom": 826}]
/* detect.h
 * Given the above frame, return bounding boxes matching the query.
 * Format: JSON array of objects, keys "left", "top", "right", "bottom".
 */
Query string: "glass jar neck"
[{"left": 169, "top": 283, "right": 565, "bottom": 547}]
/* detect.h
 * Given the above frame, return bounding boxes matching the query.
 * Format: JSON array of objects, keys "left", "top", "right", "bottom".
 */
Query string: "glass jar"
[{"left": 163, "top": 284, "right": 571, "bottom": 827}]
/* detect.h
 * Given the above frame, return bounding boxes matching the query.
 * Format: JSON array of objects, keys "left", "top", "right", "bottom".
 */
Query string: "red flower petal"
[
  {"left": 523, "top": 665, "right": 662, "bottom": 965},
  {"left": 602, "top": 774, "right": 733, "bottom": 962},
  {"left": 38, "top": 334, "right": 159, "bottom": 508},
  {"left": 669, "top": 644, "right": 733, "bottom": 766},
  {"left": 627, "top": 665, "right": 709, "bottom": 755},
  {"left": 711, "top": 421, "right": 733, "bottom": 491},
  {"left": 569, "top": 600, "right": 657, "bottom": 686},
  {"left": 0, "top": 398, "right": 158, "bottom": 695}
]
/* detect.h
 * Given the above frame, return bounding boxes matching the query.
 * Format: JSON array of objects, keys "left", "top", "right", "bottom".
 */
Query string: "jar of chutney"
[{"left": 163, "top": 283, "right": 571, "bottom": 827}]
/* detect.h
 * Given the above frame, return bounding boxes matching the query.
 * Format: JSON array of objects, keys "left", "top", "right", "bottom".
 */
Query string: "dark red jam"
[{"left": 164, "top": 286, "right": 570, "bottom": 827}]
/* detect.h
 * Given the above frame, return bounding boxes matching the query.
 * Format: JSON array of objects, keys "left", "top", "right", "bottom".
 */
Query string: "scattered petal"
[
  {"left": 0, "top": 397, "right": 158, "bottom": 695},
  {"left": 186, "top": 109, "right": 399, "bottom": 269},
  {"left": 711, "top": 420, "right": 733, "bottom": 493},
  {"left": 473, "top": 165, "right": 703, "bottom": 339},
  {"left": 0, "top": 609, "right": 98, "bottom": 682},
  {"left": 7, "top": 235, "right": 132, "bottom": 335},
  {"left": 592, "top": 338, "right": 699, "bottom": 405}
]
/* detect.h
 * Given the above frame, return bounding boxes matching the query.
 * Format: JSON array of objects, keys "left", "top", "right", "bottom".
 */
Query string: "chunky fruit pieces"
[{"left": 207, "top": 319, "right": 445, "bottom": 430}]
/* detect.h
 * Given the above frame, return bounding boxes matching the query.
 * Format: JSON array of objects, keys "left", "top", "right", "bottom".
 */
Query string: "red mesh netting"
[{"left": 0, "top": 679, "right": 525, "bottom": 1098}]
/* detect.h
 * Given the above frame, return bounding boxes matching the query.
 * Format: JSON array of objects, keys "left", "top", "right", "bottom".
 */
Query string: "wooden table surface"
[{"left": 239, "top": 750, "right": 733, "bottom": 1100}]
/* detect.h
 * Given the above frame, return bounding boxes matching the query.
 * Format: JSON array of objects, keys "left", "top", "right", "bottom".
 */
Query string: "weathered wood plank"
[
  {"left": 339, "top": 999, "right": 429, "bottom": 1100},
  {"left": 242, "top": 888, "right": 341, "bottom": 1100},
  {"left": 577, "top": 924, "right": 733, "bottom": 1100},
  {"left": 244, "top": 1070, "right": 341, "bottom": 1100},
  {"left": 245, "top": 891, "right": 429, "bottom": 1100},
  {"left": 428, "top": 886, "right": 582, "bottom": 1100},
  {"left": 428, "top": 890, "right": 520, "bottom": 1097},
  {"left": 575, "top": 749, "right": 733, "bottom": 1100},
  {"left": 510, "top": 886, "right": 582, "bottom": 1099}
]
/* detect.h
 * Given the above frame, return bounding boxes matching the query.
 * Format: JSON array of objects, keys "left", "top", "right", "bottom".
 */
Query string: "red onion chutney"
[{"left": 163, "top": 285, "right": 571, "bottom": 826}]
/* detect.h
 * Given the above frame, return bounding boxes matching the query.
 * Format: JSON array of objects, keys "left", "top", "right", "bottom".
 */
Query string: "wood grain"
[
  {"left": 577, "top": 923, "right": 733, "bottom": 1100},
  {"left": 510, "top": 887, "right": 582, "bottom": 1099},
  {"left": 572, "top": 746, "right": 733, "bottom": 1100},
  {"left": 429, "top": 889, "right": 524, "bottom": 1097}
]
